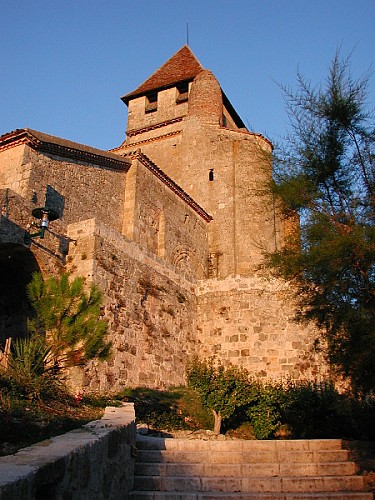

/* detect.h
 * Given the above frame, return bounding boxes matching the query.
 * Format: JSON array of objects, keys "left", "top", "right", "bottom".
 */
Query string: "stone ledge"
[{"left": 0, "top": 403, "right": 136, "bottom": 500}]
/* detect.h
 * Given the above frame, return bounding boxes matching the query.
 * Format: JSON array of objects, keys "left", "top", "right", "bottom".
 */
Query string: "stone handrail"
[{"left": 0, "top": 403, "right": 136, "bottom": 499}]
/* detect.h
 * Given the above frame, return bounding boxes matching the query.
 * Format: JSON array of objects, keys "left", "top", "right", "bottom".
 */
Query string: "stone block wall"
[
  {"left": 0, "top": 143, "right": 128, "bottom": 274},
  {"left": 126, "top": 86, "right": 189, "bottom": 134},
  {"left": 1, "top": 188, "right": 33, "bottom": 245},
  {"left": 0, "top": 143, "right": 208, "bottom": 283},
  {"left": 170, "top": 122, "right": 279, "bottom": 278},
  {"left": 0, "top": 404, "right": 136, "bottom": 500},
  {"left": 66, "top": 220, "right": 200, "bottom": 392},
  {"left": 0, "top": 137, "right": 210, "bottom": 391},
  {"left": 0, "top": 145, "right": 32, "bottom": 199},
  {"left": 0, "top": 188, "right": 66, "bottom": 277},
  {"left": 26, "top": 147, "right": 126, "bottom": 234},
  {"left": 124, "top": 158, "right": 208, "bottom": 280},
  {"left": 0, "top": 145, "right": 127, "bottom": 235},
  {"left": 197, "top": 275, "right": 328, "bottom": 381}
]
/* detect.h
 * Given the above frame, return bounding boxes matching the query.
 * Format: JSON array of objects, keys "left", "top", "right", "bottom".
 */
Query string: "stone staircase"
[{"left": 130, "top": 436, "right": 373, "bottom": 499}]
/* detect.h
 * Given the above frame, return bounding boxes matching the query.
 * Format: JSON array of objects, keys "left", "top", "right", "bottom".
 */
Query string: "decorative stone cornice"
[
  {"left": 126, "top": 117, "right": 183, "bottom": 138},
  {"left": 0, "top": 129, "right": 131, "bottom": 171},
  {"left": 115, "top": 130, "right": 181, "bottom": 151},
  {"left": 125, "top": 150, "right": 212, "bottom": 223}
]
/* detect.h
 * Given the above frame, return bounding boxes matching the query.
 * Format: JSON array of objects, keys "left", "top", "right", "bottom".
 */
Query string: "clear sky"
[{"left": 1, "top": 0, "right": 374, "bottom": 150}]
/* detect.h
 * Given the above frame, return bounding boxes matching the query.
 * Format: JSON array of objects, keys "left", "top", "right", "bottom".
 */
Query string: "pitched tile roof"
[
  {"left": 0, "top": 129, "right": 131, "bottom": 171},
  {"left": 121, "top": 45, "right": 204, "bottom": 104}
]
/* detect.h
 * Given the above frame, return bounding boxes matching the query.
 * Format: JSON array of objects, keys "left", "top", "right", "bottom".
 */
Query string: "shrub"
[
  {"left": 6, "top": 335, "right": 63, "bottom": 401},
  {"left": 246, "top": 382, "right": 287, "bottom": 439},
  {"left": 121, "top": 387, "right": 190, "bottom": 431},
  {"left": 186, "top": 356, "right": 256, "bottom": 434},
  {"left": 282, "top": 380, "right": 375, "bottom": 440},
  {"left": 186, "top": 357, "right": 375, "bottom": 440}
]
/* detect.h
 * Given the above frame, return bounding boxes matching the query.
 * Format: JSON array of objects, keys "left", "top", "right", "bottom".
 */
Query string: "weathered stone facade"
[{"left": 0, "top": 46, "right": 327, "bottom": 392}]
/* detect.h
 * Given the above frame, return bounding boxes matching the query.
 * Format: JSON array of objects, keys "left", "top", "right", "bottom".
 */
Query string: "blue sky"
[{"left": 1, "top": 0, "right": 374, "bottom": 150}]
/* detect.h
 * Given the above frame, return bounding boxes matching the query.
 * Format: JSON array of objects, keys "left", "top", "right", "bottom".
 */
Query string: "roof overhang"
[{"left": 0, "top": 129, "right": 131, "bottom": 171}]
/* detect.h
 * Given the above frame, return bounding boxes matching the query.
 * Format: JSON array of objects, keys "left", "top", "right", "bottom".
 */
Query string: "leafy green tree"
[
  {"left": 270, "top": 52, "right": 375, "bottom": 394},
  {"left": 186, "top": 357, "right": 256, "bottom": 434},
  {"left": 27, "top": 272, "right": 112, "bottom": 371},
  {"left": 246, "top": 382, "right": 286, "bottom": 439}
]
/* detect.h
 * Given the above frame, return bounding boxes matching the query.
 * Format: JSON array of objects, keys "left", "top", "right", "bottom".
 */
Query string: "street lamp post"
[{"left": 24, "top": 207, "right": 59, "bottom": 245}]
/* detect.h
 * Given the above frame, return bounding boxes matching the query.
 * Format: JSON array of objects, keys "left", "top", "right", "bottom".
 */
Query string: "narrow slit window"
[
  {"left": 209, "top": 169, "right": 214, "bottom": 181},
  {"left": 145, "top": 92, "right": 158, "bottom": 113},
  {"left": 176, "top": 82, "right": 189, "bottom": 103}
]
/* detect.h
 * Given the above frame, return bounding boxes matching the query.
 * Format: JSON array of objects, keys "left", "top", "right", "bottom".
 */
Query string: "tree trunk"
[{"left": 212, "top": 410, "right": 222, "bottom": 434}]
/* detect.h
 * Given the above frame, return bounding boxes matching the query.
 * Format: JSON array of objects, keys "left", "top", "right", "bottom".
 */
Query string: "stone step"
[
  {"left": 129, "top": 493, "right": 373, "bottom": 499},
  {"left": 136, "top": 438, "right": 344, "bottom": 452},
  {"left": 130, "top": 438, "right": 372, "bottom": 499},
  {"left": 136, "top": 449, "right": 349, "bottom": 464},
  {"left": 132, "top": 474, "right": 365, "bottom": 494},
  {"left": 135, "top": 461, "right": 357, "bottom": 477}
]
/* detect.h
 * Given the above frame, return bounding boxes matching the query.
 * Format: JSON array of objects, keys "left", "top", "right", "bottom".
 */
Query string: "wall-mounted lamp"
[{"left": 24, "top": 207, "right": 59, "bottom": 245}]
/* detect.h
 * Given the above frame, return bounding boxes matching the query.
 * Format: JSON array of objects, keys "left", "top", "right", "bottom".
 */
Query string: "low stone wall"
[{"left": 0, "top": 403, "right": 136, "bottom": 500}]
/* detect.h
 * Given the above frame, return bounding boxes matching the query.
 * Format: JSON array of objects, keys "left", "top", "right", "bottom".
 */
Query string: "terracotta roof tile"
[
  {"left": 122, "top": 45, "right": 204, "bottom": 104},
  {"left": 0, "top": 129, "right": 131, "bottom": 170}
]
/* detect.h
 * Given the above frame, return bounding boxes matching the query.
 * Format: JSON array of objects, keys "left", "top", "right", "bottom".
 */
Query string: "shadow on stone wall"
[{"left": 0, "top": 243, "right": 40, "bottom": 347}]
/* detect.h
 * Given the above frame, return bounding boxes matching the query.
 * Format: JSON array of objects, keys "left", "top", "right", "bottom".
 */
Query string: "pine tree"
[
  {"left": 270, "top": 52, "right": 375, "bottom": 394},
  {"left": 27, "top": 272, "right": 112, "bottom": 371}
]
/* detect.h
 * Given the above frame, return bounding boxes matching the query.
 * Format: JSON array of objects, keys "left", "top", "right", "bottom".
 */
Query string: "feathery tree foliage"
[
  {"left": 270, "top": 52, "right": 375, "bottom": 394},
  {"left": 27, "top": 272, "right": 112, "bottom": 371}
]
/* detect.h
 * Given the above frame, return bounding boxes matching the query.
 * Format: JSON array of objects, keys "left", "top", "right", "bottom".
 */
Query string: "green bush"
[
  {"left": 246, "top": 382, "right": 287, "bottom": 439},
  {"left": 169, "top": 386, "right": 213, "bottom": 430},
  {"left": 121, "top": 387, "right": 191, "bottom": 431},
  {"left": 186, "top": 357, "right": 375, "bottom": 440},
  {"left": 282, "top": 381, "right": 343, "bottom": 438},
  {"left": 282, "top": 380, "right": 375, "bottom": 440}
]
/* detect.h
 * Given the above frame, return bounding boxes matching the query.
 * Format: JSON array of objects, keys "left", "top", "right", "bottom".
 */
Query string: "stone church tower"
[
  {"left": 0, "top": 46, "right": 325, "bottom": 392},
  {"left": 116, "top": 46, "right": 283, "bottom": 278}
]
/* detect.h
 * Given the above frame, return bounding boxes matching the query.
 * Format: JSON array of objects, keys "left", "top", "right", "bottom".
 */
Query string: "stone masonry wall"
[
  {"left": 0, "top": 141, "right": 209, "bottom": 392},
  {"left": 25, "top": 147, "right": 126, "bottom": 233},
  {"left": 66, "top": 220, "right": 201, "bottom": 392},
  {"left": 126, "top": 86, "right": 189, "bottom": 134},
  {"left": 0, "top": 188, "right": 65, "bottom": 277},
  {"left": 0, "top": 145, "right": 208, "bottom": 283},
  {"left": 0, "top": 145, "right": 32, "bottom": 199},
  {"left": 126, "top": 158, "right": 208, "bottom": 280},
  {"left": 0, "top": 144, "right": 128, "bottom": 275},
  {"left": 197, "top": 275, "right": 328, "bottom": 382},
  {"left": 166, "top": 121, "right": 279, "bottom": 278}
]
